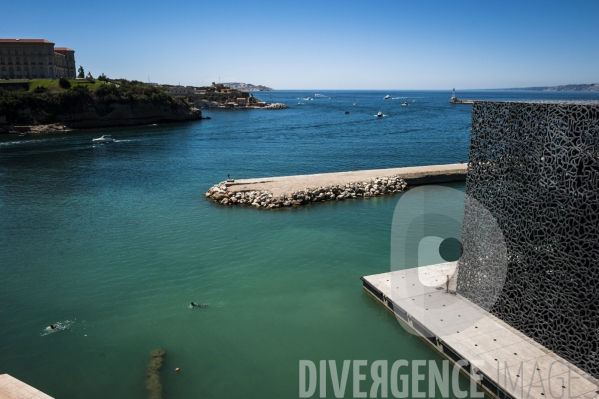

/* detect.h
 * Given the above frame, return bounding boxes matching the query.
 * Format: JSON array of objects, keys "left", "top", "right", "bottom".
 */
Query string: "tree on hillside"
[
  {"left": 59, "top": 78, "right": 71, "bottom": 89},
  {"left": 78, "top": 66, "right": 85, "bottom": 79}
]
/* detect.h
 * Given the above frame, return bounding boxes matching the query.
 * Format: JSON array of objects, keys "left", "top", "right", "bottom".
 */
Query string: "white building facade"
[{"left": 0, "top": 39, "right": 76, "bottom": 80}]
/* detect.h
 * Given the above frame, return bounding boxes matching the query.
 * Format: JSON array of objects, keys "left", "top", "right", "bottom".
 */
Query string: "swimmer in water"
[
  {"left": 190, "top": 302, "right": 207, "bottom": 308},
  {"left": 50, "top": 325, "right": 63, "bottom": 331}
]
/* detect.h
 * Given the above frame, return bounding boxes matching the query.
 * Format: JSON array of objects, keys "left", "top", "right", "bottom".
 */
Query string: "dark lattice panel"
[{"left": 457, "top": 101, "right": 599, "bottom": 377}]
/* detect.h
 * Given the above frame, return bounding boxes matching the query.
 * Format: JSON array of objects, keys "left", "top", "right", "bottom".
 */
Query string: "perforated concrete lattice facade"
[{"left": 457, "top": 101, "right": 599, "bottom": 378}]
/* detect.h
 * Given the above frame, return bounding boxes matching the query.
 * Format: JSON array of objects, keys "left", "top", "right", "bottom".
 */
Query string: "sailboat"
[{"left": 352, "top": 94, "right": 356, "bottom": 106}]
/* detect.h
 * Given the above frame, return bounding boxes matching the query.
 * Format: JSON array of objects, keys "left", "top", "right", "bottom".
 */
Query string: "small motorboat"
[
  {"left": 384, "top": 95, "right": 391, "bottom": 100},
  {"left": 376, "top": 111, "right": 383, "bottom": 117},
  {"left": 402, "top": 102, "right": 408, "bottom": 106},
  {"left": 92, "top": 135, "right": 115, "bottom": 143},
  {"left": 306, "top": 97, "right": 313, "bottom": 101}
]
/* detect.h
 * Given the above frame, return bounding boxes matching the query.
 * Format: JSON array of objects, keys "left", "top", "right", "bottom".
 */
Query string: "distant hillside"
[
  {"left": 222, "top": 82, "right": 274, "bottom": 91},
  {"left": 494, "top": 83, "right": 599, "bottom": 92}
]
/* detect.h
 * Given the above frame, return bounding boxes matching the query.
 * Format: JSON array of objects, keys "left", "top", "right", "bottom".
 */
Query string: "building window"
[
  {"left": 1, "top": 67, "right": 5, "bottom": 78},
  {"left": 17, "top": 67, "right": 21, "bottom": 78},
  {"left": 40, "top": 68, "right": 45, "bottom": 78},
  {"left": 25, "top": 67, "right": 29, "bottom": 78},
  {"left": 48, "top": 67, "right": 53, "bottom": 78},
  {"left": 0, "top": 57, "right": 3, "bottom": 65},
  {"left": 32, "top": 67, "right": 37, "bottom": 78},
  {"left": 9, "top": 67, "right": 14, "bottom": 79}
]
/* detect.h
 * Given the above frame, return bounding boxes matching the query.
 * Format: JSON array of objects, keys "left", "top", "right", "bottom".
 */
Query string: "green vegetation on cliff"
[
  {"left": 27, "top": 79, "right": 105, "bottom": 93},
  {"left": 0, "top": 79, "right": 191, "bottom": 125}
]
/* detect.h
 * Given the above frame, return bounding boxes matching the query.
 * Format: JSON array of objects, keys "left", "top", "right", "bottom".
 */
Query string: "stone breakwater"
[{"left": 206, "top": 176, "right": 407, "bottom": 209}]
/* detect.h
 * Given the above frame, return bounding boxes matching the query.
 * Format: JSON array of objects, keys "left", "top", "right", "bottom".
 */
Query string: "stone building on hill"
[{"left": 0, "top": 39, "right": 76, "bottom": 80}]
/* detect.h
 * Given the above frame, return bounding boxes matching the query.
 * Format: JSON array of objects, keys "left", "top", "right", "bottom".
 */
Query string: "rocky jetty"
[{"left": 206, "top": 176, "right": 407, "bottom": 209}]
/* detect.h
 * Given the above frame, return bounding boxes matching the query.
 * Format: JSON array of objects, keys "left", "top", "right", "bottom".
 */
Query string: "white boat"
[
  {"left": 402, "top": 102, "right": 408, "bottom": 106},
  {"left": 92, "top": 135, "right": 115, "bottom": 143},
  {"left": 314, "top": 94, "right": 326, "bottom": 98},
  {"left": 306, "top": 97, "right": 313, "bottom": 101},
  {"left": 384, "top": 95, "right": 391, "bottom": 99},
  {"left": 376, "top": 111, "right": 383, "bottom": 117}
]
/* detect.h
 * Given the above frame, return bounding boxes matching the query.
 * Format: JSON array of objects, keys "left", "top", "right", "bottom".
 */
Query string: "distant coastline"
[
  {"left": 221, "top": 82, "right": 274, "bottom": 92},
  {"left": 487, "top": 83, "right": 599, "bottom": 92}
]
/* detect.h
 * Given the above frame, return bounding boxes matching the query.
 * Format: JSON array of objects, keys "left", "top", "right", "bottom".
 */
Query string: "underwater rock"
[{"left": 146, "top": 349, "right": 166, "bottom": 399}]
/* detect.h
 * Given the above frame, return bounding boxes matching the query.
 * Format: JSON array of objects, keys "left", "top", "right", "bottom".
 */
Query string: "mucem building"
[{"left": 457, "top": 100, "right": 599, "bottom": 378}]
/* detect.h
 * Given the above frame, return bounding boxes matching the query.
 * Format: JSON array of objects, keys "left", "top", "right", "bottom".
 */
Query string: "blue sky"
[{"left": 3, "top": 0, "right": 598, "bottom": 89}]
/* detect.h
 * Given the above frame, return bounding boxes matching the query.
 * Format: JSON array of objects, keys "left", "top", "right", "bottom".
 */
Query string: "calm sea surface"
[{"left": 1, "top": 90, "right": 598, "bottom": 398}]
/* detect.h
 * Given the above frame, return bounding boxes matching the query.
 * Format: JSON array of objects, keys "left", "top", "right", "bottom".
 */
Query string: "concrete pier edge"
[
  {"left": 0, "top": 374, "right": 54, "bottom": 398},
  {"left": 361, "top": 265, "right": 599, "bottom": 399},
  {"left": 206, "top": 163, "right": 467, "bottom": 209}
]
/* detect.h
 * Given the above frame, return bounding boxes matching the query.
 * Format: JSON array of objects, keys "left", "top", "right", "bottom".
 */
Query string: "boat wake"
[{"left": 0, "top": 137, "right": 65, "bottom": 147}]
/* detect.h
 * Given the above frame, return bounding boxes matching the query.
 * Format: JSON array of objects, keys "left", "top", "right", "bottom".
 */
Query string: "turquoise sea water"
[{"left": 1, "top": 90, "right": 598, "bottom": 398}]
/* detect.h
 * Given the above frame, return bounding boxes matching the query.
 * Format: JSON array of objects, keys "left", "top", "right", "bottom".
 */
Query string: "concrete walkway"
[
  {"left": 225, "top": 163, "right": 467, "bottom": 197},
  {"left": 362, "top": 264, "right": 599, "bottom": 399},
  {"left": 0, "top": 375, "right": 53, "bottom": 399}
]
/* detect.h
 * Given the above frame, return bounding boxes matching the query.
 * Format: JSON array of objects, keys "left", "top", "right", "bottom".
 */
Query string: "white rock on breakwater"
[{"left": 205, "top": 176, "right": 407, "bottom": 209}]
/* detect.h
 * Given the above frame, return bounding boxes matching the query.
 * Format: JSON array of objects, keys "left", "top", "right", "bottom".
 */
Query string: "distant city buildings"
[
  {"left": 167, "top": 86, "right": 194, "bottom": 95},
  {"left": 0, "top": 39, "right": 76, "bottom": 80},
  {"left": 167, "top": 83, "right": 268, "bottom": 109}
]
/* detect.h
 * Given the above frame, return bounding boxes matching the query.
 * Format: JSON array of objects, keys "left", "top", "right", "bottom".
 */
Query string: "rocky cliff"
[
  {"left": 57, "top": 102, "right": 201, "bottom": 129},
  {"left": 0, "top": 79, "right": 202, "bottom": 130}
]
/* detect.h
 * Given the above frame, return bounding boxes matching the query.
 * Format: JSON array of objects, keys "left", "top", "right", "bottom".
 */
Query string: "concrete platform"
[
  {"left": 361, "top": 264, "right": 599, "bottom": 399},
  {"left": 224, "top": 164, "right": 467, "bottom": 197},
  {"left": 0, "top": 375, "right": 53, "bottom": 399}
]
